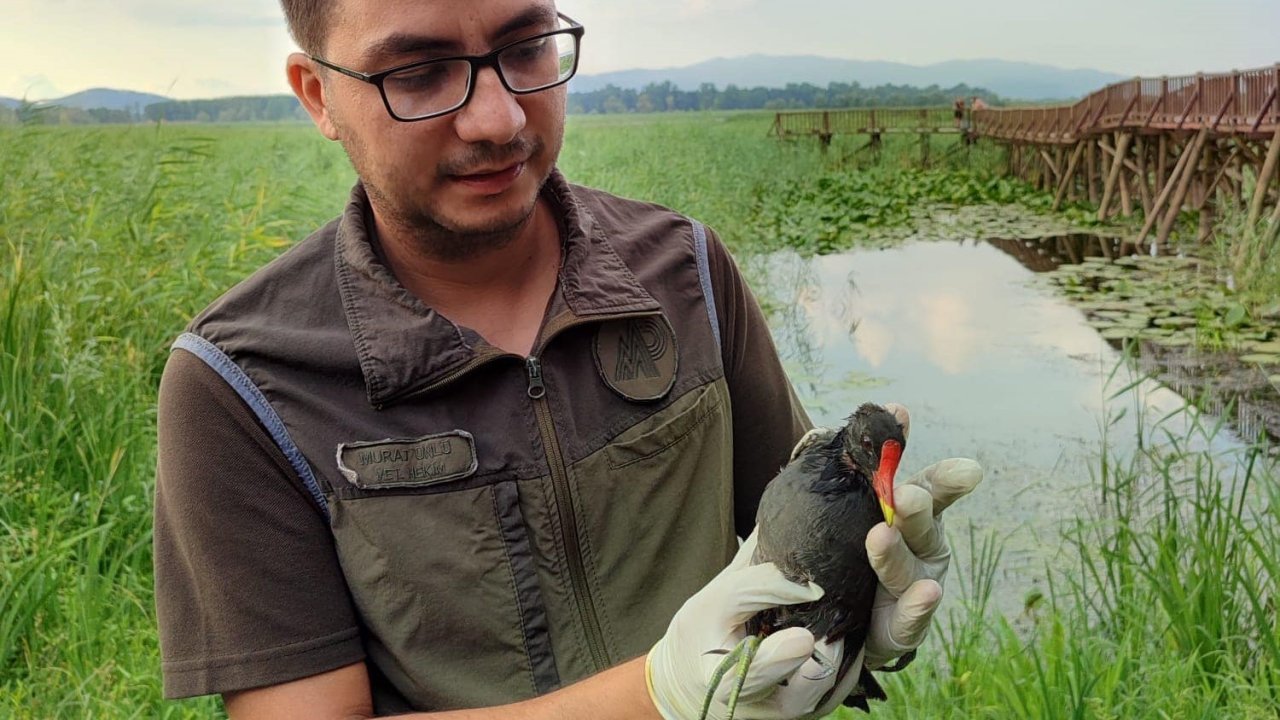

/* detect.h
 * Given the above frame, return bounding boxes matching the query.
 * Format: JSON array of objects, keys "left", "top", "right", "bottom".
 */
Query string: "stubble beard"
[{"left": 345, "top": 131, "right": 553, "bottom": 264}]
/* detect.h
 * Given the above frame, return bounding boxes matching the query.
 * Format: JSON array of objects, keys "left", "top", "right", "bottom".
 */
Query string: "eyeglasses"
[{"left": 310, "top": 13, "right": 584, "bottom": 122}]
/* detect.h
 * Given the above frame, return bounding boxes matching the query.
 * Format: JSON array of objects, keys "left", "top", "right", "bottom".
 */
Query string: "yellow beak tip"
[{"left": 879, "top": 500, "right": 895, "bottom": 527}]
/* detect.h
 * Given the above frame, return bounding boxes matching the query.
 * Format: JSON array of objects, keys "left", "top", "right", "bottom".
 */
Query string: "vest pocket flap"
[
  {"left": 605, "top": 383, "right": 723, "bottom": 469},
  {"left": 336, "top": 431, "right": 478, "bottom": 489}
]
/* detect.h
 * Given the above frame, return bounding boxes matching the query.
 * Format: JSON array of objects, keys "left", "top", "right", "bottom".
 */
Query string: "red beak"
[{"left": 874, "top": 440, "right": 902, "bottom": 526}]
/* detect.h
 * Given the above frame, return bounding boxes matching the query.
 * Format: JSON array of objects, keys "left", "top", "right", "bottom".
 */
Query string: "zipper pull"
[{"left": 526, "top": 356, "right": 546, "bottom": 399}]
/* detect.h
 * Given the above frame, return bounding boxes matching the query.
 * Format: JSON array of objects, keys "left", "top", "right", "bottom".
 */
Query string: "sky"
[{"left": 2, "top": 0, "right": 1277, "bottom": 100}]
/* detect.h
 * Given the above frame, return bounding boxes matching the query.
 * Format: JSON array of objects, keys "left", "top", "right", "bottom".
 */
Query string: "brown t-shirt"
[{"left": 154, "top": 177, "right": 809, "bottom": 704}]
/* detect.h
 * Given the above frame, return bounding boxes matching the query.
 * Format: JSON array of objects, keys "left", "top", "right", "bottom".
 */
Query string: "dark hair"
[{"left": 280, "top": 0, "right": 332, "bottom": 55}]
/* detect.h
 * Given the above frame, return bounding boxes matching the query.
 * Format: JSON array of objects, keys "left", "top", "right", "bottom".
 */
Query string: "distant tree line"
[
  {"left": 568, "top": 81, "right": 1000, "bottom": 114},
  {"left": 0, "top": 81, "right": 1000, "bottom": 126},
  {"left": 0, "top": 102, "right": 139, "bottom": 126},
  {"left": 144, "top": 95, "right": 311, "bottom": 123}
]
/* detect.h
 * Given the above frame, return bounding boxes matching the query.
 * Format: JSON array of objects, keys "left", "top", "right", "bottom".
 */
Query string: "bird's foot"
[
  {"left": 698, "top": 635, "right": 761, "bottom": 720},
  {"left": 801, "top": 646, "right": 837, "bottom": 682}
]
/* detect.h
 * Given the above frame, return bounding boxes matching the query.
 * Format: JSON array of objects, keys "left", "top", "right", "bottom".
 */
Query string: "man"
[{"left": 153, "top": 1, "right": 981, "bottom": 718}]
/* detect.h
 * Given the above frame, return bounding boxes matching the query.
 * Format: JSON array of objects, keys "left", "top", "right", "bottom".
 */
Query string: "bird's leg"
[
  {"left": 698, "top": 634, "right": 762, "bottom": 720},
  {"left": 724, "top": 634, "right": 761, "bottom": 720}
]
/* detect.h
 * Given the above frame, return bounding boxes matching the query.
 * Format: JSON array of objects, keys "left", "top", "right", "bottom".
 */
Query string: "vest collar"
[{"left": 334, "top": 169, "right": 662, "bottom": 407}]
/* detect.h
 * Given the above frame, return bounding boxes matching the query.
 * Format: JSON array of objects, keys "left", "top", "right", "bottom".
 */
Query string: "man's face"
[{"left": 319, "top": 0, "right": 567, "bottom": 244}]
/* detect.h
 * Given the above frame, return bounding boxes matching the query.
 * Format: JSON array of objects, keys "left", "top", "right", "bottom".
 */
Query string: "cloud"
[
  {"left": 9, "top": 74, "right": 63, "bottom": 100},
  {"left": 679, "top": 0, "right": 757, "bottom": 15},
  {"left": 123, "top": 0, "right": 284, "bottom": 28},
  {"left": 194, "top": 78, "right": 238, "bottom": 92},
  {"left": 14, "top": 0, "right": 284, "bottom": 27}
]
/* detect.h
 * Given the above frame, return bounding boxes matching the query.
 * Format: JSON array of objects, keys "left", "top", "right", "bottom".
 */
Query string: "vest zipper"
[
  {"left": 525, "top": 355, "right": 611, "bottom": 672},
  {"left": 379, "top": 310, "right": 667, "bottom": 672}
]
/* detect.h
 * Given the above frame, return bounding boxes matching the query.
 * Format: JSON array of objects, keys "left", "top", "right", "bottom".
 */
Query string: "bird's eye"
[{"left": 861, "top": 435, "right": 873, "bottom": 450}]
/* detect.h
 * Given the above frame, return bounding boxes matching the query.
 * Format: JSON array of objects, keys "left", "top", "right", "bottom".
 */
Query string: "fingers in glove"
[
  {"left": 728, "top": 528, "right": 760, "bottom": 572},
  {"left": 762, "top": 636, "right": 850, "bottom": 715},
  {"left": 719, "top": 627, "right": 816, "bottom": 702},
  {"left": 881, "top": 402, "right": 911, "bottom": 441},
  {"left": 720, "top": 563, "right": 825, "bottom": 625},
  {"left": 812, "top": 644, "right": 868, "bottom": 717},
  {"left": 906, "top": 458, "right": 983, "bottom": 515},
  {"left": 892, "top": 484, "right": 949, "bottom": 563},
  {"left": 790, "top": 427, "right": 838, "bottom": 462},
  {"left": 866, "top": 522, "right": 927, "bottom": 597},
  {"left": 865, "top": 579, "right": 942, "bottom": 666}
]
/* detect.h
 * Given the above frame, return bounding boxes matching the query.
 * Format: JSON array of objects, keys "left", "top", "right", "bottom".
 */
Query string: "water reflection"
[
  {"left": 990, "top": 234, "right": 1280, "bottom": 442},
  {"left": 748, "top": 239, "right": 1247, "bottom": 619}
]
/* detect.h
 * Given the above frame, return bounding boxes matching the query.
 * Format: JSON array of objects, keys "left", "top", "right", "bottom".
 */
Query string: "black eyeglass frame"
[{"left": 309, "top": 12, "right": 585, "bottom": 122}]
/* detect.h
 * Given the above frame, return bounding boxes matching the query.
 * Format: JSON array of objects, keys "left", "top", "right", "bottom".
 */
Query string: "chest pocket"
[
  {"left": 326, "top": 475, "right": 559, "bottom": 712},
  {"left": 565, "top": 379, "right": 737, "bottom": 662}
]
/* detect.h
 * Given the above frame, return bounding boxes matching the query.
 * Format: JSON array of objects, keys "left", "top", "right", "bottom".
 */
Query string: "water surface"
[{"left": 750, "top": 239, "right": 1247, "bottom": 618}]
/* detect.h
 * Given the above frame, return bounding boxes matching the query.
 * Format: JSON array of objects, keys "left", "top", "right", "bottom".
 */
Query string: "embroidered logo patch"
[
  {"left": 592, "top": 315, "right": 678, "bottom": 402},
  {"left": 336, "top": 431, "right": 478, "bottom": 490}
]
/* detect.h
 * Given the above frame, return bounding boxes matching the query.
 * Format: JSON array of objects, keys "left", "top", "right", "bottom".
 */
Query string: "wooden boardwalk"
[{"left": 773, "top": 64, "right": 1280, "bottom": 246}]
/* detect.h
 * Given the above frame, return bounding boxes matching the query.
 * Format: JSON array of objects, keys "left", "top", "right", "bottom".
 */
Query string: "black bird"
[{"left": 700, "top": 403, "right": 906, "bottom": 719}]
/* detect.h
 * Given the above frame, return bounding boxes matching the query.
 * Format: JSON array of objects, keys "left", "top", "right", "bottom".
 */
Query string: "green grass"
[
  {"left": 1, "top": 123, "right": 351, "bottom": 718},
  {"left": 1209, "top": 193, "right": 1280, "bottom": 318},
  {"left": 2, "top": 115, "right": 1276, "bottom": 718}
]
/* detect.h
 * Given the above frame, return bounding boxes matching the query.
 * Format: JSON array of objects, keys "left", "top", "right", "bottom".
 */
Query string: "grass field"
[{"left": 2, "top": 113, "right": 1277, "bottom": 718}]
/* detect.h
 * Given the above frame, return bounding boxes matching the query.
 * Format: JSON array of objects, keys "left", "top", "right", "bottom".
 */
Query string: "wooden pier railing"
[
  {"left": 772, "top": 107, "right": 959, "bottom": 139},
  {"left": 772, "top": 63, "right": 1280, "bottom": 247},
  {"left": 975, "top": 65, "right": 1280, "bottom": 143}
]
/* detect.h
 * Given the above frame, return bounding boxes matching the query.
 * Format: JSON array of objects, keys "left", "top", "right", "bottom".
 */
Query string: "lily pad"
[
  {"left": 1154, "top": 316, "right": 1197, "bottom": 329},
  {"left": 1101, "top": 327, "right": 1140, "bottom": 340},
  {"left": 1239, "top": 353, "right": 1280, "bottom": 365},
  {"left": 1118, "top": 314, "right": 1153, "bottom": 328}
]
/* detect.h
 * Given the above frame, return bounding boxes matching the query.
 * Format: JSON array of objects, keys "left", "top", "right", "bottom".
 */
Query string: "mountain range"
[
  {"left": 2, "top": 56, "right": 1128, "bottom": 113},
  {"left": 570, "top": 56, "right": 1127, "bottom": 101},
  {"left": 1, "top": 88, "right": 168, "bottom": 111}
]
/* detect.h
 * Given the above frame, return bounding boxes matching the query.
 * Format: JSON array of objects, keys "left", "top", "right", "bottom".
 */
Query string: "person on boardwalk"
[
  {"left": 953, "top": 97, "right": 966, "bottom": 129},
  {"left": 152, "top": 1, "right": 983, "bottom": 718}
]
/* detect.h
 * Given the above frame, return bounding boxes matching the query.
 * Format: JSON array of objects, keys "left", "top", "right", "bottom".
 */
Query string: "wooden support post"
[
  {"left": 1120, "top": 171, "right": 1134, "bottom": 217},
  {"left": 1040, "top": 149, "right": 1061, "bottom": 183},
  {"left": 1136, "top": 136, "right": 1154, "bottom": 215},
  {"left": 1053, "top": 142, "right": 1087, "bottom": 210},
  {"left": 1137, "top": 128, "right": 1207, "bottom": 244},
  {"left": 1157, "top": 134, "right": 1169, "bottom": 190},
  {"left": 1266, "top": 193, "right": 1280, "bottom": 245},
  {"left": 1086, "top": 140, "right": 1099, "bottom": 204},
  {"left": 1248, "top": 127, "right": 1280, "bottom": 226},
  {"left": 1098, "top": 132, "right": 1133, "bottom": 220},
  {"left": 920, "top": 131, "right": 930, "bottom": 168},
  {"left": 1156, "top": 129, "right": 1210, "bottom": 245},
  {"left": 1198, "top": 193, "right": 1216, "bottom": 243}
]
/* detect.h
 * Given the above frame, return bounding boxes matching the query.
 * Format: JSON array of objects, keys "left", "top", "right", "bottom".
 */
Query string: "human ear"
[{"left": 287, "top": 52, "right": 339, "bottom": 140}]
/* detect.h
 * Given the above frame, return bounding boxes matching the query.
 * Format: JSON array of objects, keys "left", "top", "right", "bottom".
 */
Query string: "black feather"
[{"left": 746, "top": 403, "right": 906, "bottom": 712}]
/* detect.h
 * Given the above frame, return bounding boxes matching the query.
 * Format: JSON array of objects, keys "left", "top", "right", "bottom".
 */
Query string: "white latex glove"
[
  {"left": 863, "top": 404, "right": 983, "bottom": 670},
  {"left": 646, "top": 531, "right": 864, "bottom": 720}
]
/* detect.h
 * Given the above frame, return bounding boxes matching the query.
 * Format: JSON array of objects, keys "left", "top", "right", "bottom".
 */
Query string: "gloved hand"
[
  {"left": 862, "top": 404, "right": 983, "bottom": 670},
  {"left": 646, "top": 530, "right": 864, "bottom": 720}
]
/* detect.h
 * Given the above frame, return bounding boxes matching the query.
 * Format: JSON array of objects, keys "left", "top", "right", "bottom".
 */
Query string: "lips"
[{"left": 449, "top": 161, "right": 526, "bottom": 195}]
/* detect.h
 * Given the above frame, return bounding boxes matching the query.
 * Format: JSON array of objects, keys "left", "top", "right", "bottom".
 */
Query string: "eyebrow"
[{"left": 362, "top": 6, "right": 558, "bottom": 63}]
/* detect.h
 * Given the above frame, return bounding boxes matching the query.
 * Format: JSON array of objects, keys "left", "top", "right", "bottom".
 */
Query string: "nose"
[{"left": 453, "top": 65, "right": 526, "bottom": 145}]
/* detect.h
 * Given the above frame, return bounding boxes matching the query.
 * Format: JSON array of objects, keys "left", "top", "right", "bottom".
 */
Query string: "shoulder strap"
[
  {"left": 690, "top": 219, "right": 723, "bottom": 353},
  {"left": 172, "top": 332, "right": 329, "bottom": 521}
]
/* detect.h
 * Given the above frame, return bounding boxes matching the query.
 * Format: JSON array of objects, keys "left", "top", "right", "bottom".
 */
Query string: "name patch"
[
  {"left": 592, "top": 315, "right": 678, "bottom": 402},
  {"left": 336, "top": 431, "right": 478, "bottom": 490}
]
